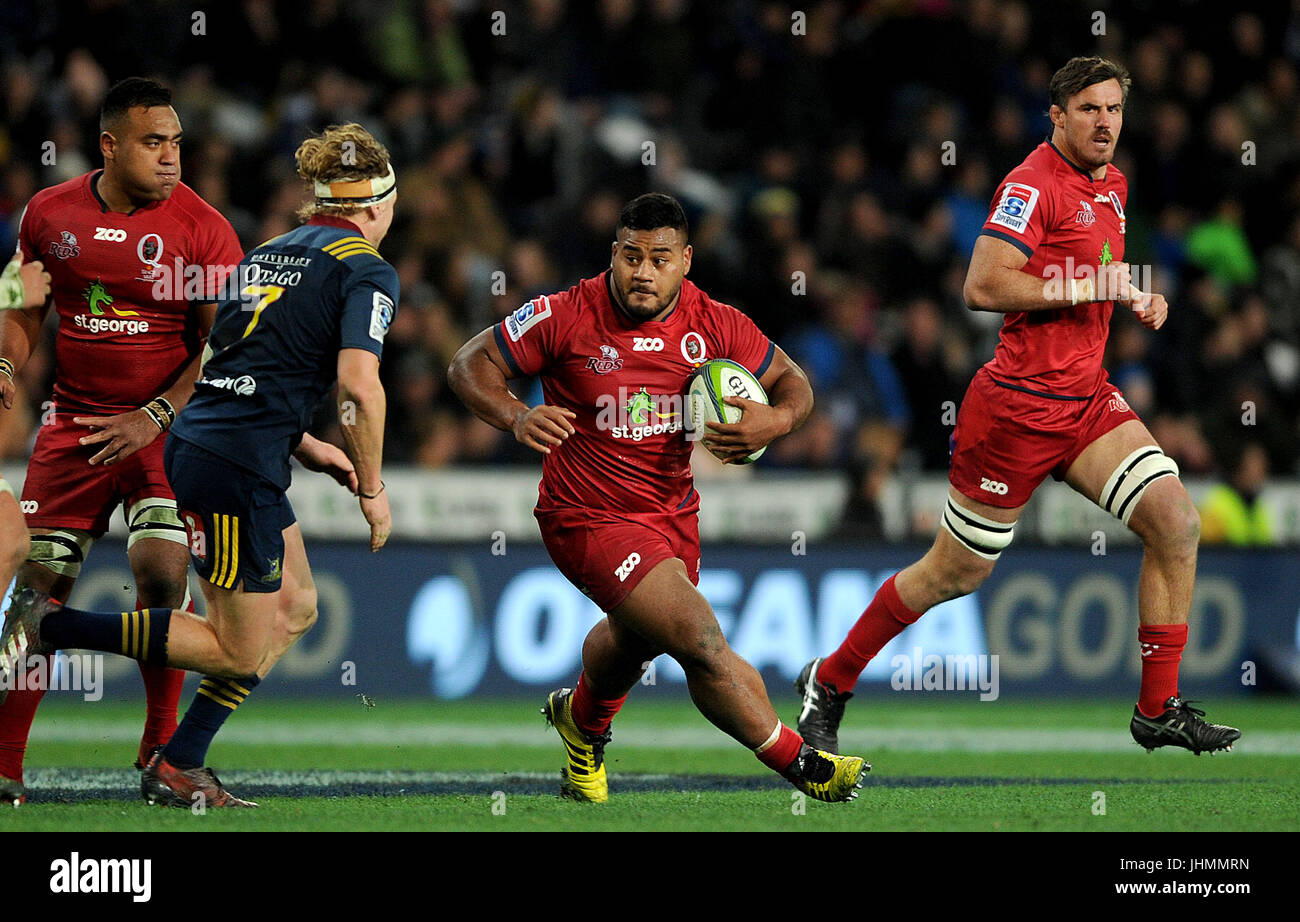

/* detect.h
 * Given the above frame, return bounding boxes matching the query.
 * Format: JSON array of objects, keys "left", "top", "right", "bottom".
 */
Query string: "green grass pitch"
[{"left": 2, "top": 694, "right": 1297, "bottom": 831}]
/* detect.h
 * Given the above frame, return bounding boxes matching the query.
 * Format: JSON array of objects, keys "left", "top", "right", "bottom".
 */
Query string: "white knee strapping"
[
  {"left": 1100, "top": 446, "right": 1180, "bottom": 526},
  {"left": 941, "top": 497, "right": 1017, "bottom": 560},
  {"left": 125, "top": 496, "right": 188, "bottom": 549},
  {"left": 29, "top": 529, "right": 94, "bottom": 578}
]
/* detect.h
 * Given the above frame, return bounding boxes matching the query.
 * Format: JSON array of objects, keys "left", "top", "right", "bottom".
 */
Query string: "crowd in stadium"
[{"left": 1, "top": 0, "right": 1297, "bottom": 529}]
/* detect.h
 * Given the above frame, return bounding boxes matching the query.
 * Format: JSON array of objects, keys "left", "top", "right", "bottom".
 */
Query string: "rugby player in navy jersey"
[{"left": 2, "top": 123, "right": 397, "bottom": 806}]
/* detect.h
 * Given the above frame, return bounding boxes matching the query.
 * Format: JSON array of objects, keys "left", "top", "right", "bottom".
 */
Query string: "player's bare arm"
[
  {"left": 338, "top": 346, "right": 390, "bottom": 551},
  {"left": 703, "top": 346, "right": 813, "bottom": 464},
  {"left": 0, "top": 284, "right": 52, "bottom": 411},
  {"left": 72, "top": 301, "right": 218, "bottom": 465},
  {"left": 964, "top": 235, "right": 1147, "bottom": 313},
  {"left": 294, "top": 432, "right": 359, "bottom": 493},
  {"left": 447, "top": 326, "right": 576, "bottom": 455}
]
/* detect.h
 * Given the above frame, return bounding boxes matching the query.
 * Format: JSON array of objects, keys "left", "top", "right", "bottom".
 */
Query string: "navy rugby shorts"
[{"left": 164, "top": 436, "right": 296, "bottom": 593}]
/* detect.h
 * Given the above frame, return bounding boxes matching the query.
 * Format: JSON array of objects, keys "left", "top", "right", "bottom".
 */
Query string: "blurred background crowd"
[{"left": 1, "top": 0, "right": 1297, "bottom": 541}]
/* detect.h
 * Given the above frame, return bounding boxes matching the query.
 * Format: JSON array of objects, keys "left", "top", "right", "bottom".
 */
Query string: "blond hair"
[{"left": 295, "top": 123, "right": 392, "bottom": 221}]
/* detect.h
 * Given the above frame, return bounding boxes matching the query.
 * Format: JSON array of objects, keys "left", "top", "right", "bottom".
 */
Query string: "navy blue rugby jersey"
[{"left": 171, "top": 216, "right": 398, "bottom": 488}]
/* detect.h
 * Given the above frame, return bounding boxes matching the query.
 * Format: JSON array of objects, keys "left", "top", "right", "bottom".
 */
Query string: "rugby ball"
[{"left": 685, "top": 359, "right": 769, "bottom": 464}]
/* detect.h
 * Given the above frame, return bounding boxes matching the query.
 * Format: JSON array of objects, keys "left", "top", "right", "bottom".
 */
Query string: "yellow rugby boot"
[
  {"left": 541, "top": 687, "right": 611, "bottom": 803},
  {"left": 784, "top": 743, "right": 869, "bottom": 803}
]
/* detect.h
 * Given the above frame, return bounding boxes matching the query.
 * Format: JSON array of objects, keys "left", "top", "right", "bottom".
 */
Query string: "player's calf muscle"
[
  {"left": 208, "top": 631, "right": 268, "bottom": 678},
  {"left": 900, "top": 540, "right": 995, "bottom": 610},
  {"left": 1129, "top": 480, "right": 1200, "bottom": 555}
]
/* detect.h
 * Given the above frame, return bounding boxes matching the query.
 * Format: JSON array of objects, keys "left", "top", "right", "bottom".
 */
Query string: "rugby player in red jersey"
[
  {"left": 450, "top": 193, "right": 867, "bottom": 803},
  {"left": 0, "top": 78, "right": 242, "bottom": 803},
  {"left": 796, "top": 57, "right": 1240, "bottom": 756}
]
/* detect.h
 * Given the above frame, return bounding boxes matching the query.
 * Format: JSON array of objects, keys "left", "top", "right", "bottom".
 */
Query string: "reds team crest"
[
  {"left": 49, "top": 230, "right": 80, "bottom": 260},
  {"left": 586, "top": 344, "right": 624, "bottom": 375}
]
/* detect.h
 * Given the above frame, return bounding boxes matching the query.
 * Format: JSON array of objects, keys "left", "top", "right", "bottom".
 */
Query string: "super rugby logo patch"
[
  {"left": 989, "top": 183, "right": 1040, "bottom": 235},
  {"left": 369, "top": 291, "right": 394, "bottom": 342},
  {"left": 505, "top": 296, "right": 552, "bottom": 342}
]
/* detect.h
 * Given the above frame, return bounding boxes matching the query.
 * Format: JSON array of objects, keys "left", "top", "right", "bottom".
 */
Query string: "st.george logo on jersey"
[{"left": 990, "top": 183, "right": 1040, "bottom": 235}]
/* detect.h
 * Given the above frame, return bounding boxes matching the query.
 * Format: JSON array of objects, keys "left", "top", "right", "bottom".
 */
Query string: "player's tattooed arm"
[
  {"left": 338, "top": 347, "right": 390, "bottom": 552},
  {"left": 72, "top": 302, "right": 219, "bottom": 465},
  {"left": 705, "top": 345, "right": 813, "bottom": 464},
  {"left": 447, "top": 327, "right": 576, "bottom": 455}
]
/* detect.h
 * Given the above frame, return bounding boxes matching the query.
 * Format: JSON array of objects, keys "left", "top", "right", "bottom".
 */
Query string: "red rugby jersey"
[
  {"left": 496, "top": 272, "right": 774, "bottom": 515},
  {"left": 978, "top": 141, "right": 1129, "bottom": 397},
  {"left": 19, "top": 171, "right": 242, "bottom": 414}
]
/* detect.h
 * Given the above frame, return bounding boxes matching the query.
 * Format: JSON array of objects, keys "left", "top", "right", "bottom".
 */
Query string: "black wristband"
[
  {"left": 0, "top": 357, "right": 14, "bottom": 380},
  {"left": 142, "top": 397, "right": 176, "bottom": 432},
  {"left": 141, "top": 404, "right": 166, "bottom": 432},
  {"left": 359, "top": 481, "right": 385, "bottom": 500}
]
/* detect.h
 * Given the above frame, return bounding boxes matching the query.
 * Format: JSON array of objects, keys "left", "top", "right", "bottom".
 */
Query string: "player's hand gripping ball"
[{"left": 686, "top": 359, "right": 770, "bottom": 464}]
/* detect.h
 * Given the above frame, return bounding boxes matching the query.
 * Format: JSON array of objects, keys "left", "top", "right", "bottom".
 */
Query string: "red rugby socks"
[
  {"left": 570, "top": 671, "right": 627, "bottom": 738},
  {"left": 1137, "top": 623, "right": 1188, "bottom": 718},
  {"left": 0, "top": 683, "right": 44, "bottom": 783},
  {"left": 754, "top": 722, "right": 804, "bottom": 774},
  {"left": 137, "top": 663, "right": 184, "bottom": 761},
  {"left": 819, "top": 574, "right": 924, "bottom": 694}
]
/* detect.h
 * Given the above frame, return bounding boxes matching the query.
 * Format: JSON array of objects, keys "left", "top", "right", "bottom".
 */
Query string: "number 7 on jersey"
[{"left": 240, "top": 284, "right": 285, "bottom": 339}]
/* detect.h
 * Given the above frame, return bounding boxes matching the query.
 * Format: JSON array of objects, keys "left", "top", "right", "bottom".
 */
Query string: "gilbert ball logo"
[{"left": 49, "top": 852, "right": 151, "bottom": 902}]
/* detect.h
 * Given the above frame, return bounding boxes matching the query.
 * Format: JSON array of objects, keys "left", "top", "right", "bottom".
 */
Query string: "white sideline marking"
[{"left": 28, "top": 722, "right": 1300, "bottom": 754}]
